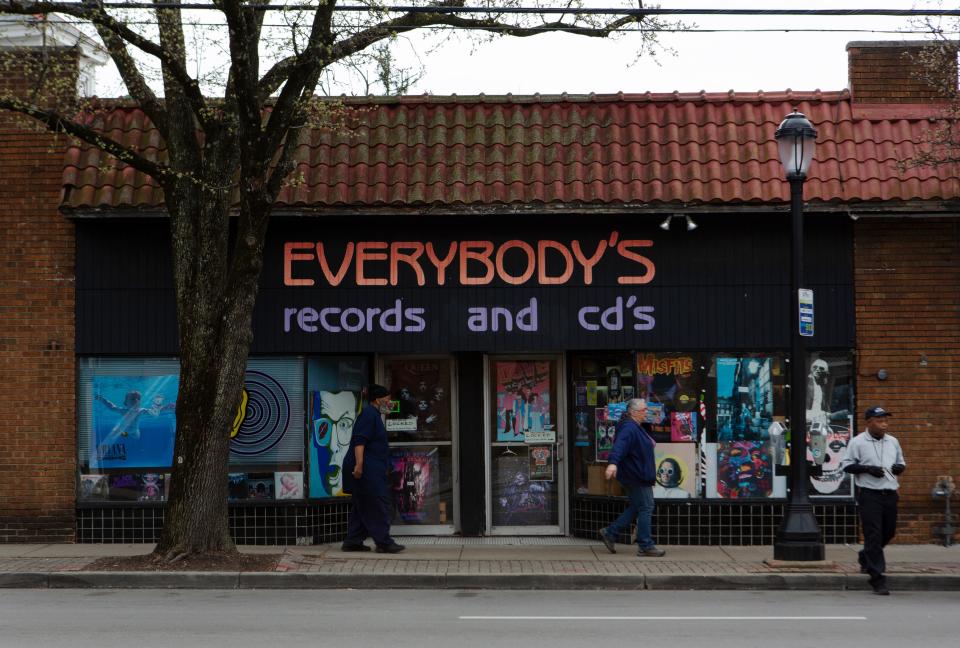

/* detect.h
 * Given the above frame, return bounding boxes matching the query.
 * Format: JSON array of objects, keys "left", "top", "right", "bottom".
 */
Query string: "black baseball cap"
[
  {"left": 367, "top": 384, "right": 390, "bottom": 400},
  {"left": 865, "top": 406, "right": 893, "bottom": 420}
]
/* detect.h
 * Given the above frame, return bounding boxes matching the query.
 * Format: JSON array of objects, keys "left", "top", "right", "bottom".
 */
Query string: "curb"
[{"left": 1, "top": 571, "right": 958, "bottom": 590}]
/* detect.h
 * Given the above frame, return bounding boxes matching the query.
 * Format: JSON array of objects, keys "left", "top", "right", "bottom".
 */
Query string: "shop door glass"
[
  {"left": 488, "top": 357, "right": 563, "bottom": 533},
  {"left": 381, "top": 357, "right": 456, "bottom": 534}
]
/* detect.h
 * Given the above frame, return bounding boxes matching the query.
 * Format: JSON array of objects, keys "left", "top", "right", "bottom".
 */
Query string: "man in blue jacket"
[
  {"left": 599, "top": 399, "right": 666, "bottom": 557},
  {"left": 341, "top": 384, "right": 405, "bottom": 554}
]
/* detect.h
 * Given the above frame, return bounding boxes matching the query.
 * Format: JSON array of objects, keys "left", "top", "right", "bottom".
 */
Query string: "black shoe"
[
  {"left": 872, "top": 584, "right": 890, "bottom": 596},
  {"left": 858, "top": 551, "right": 868, "bottom": 573},
  {"left": 375, "top": 543, "right": 406, "bottom": 554},
  {"left": 340, "top": 542, "right": 371, "bottom": 552},
  {"left": 599, "top": 527, "right": 617, "bottom": 554},
  {"left": 637, "top": 546, "right": 666, "bottom": 557}
]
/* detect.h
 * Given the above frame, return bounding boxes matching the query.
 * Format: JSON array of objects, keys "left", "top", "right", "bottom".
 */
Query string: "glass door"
[
  {"left": 485, "top": 355, "right": 565, "bottom": 535},
  {"left": 379, "top": 356, "right": 457, "bottom": 534}
]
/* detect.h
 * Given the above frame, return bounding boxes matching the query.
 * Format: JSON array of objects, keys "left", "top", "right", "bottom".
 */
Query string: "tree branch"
[{"left": 0, "top": 97, "right": 168, "bottom": 179}]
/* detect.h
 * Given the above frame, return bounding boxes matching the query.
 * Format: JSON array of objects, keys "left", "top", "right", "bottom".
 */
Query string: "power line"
[{"left": 6, "top": 3, "right": 960, "bottom": 16}]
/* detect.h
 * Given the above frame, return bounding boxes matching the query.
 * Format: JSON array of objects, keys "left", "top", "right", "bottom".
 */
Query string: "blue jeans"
[{"left": 607, "top": 483, "right": 656, "bottom": 549}]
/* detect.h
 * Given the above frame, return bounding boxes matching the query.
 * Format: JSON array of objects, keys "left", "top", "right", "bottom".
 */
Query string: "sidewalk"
[{"left": 1, "top": 539, "right": 958, "bottom": 590}]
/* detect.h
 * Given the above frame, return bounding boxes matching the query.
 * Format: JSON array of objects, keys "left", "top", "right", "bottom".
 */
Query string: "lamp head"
[{"left": 775, "top": 110, "right": 817, "bottom": 180}]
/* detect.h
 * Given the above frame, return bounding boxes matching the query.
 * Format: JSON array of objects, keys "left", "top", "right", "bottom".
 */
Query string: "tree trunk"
[{"left": 154, "top": 172, "right": 266, "bottom": 561}]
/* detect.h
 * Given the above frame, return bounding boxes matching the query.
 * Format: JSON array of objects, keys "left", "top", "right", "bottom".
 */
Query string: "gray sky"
[
  {"left": 85, "top": 0, "right": 951, "bottom": 98},
  {"left": 375, "top": 0, "right": 948, "bottom": 96}
]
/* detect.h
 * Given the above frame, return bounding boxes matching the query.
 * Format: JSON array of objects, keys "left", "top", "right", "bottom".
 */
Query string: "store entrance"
[
  {"left": 379, "top": 356, "right": 458, "bottom": 535},
  {"left": 485, "top": 355, "right": 565, "bottom": 535}
]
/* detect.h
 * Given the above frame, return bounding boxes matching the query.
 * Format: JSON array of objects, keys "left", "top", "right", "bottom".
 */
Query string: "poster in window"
[
  {"left": 390, "top": 447, "right": 439, "bottom": 524},
  {"left": 246, "top": 473, "right": 275, "bottom": 499},
  {"left": 636, "top": 354, "right": 701, "bottom": 443},
  {"left": 653, "top": 443, "right": 697, "bottom": 498},
  {"left": 528, "top": 445, "right": 554, "bottom": 481},
  {"left": 493, "top": 452, "right": 552, "bottom": 526},
  {"left": 716, "top": 441, "right": 773, "bottom": 498},
  {"left": 91, "top": 375, "right": 179, "bottom": 469},
  {"left": 806, "top": 355, "right": 854, "bottom": 498},
  {"left": 309, "top": 389, "right": 359, "bottom": 498},
  {"left": 670, "top": 411, "right": 697, "bottom": 442},
  {"left": 495, "top": 361, "right": 552, "bottom": 442},
  {"left": 716, "top": 357, "right": 774, "bottom": 441},
  {"left": 276, "top": 471, "right": 304, "bottom": 500},
  {"left": 386, "top": 360, "right": 451, "bottom": 442},
  {"left": 228, "top": 473, "right": 248, "bottom": 500},
  {"left": 79, "top": 474, "right": 110, "bottom": 501},
  {"left": 595, "top": 408, "right": 616, "bottom": 462}
]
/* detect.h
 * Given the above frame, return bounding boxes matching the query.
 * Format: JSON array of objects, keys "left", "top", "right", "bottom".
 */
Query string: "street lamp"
[{"left": 773, "top": 110, "right": 825, "bottom": 561}]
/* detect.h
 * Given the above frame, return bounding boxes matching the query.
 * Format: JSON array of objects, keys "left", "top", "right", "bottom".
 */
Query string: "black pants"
[{"left": 858, "top": 488, "right": 898, "bottom": 585}]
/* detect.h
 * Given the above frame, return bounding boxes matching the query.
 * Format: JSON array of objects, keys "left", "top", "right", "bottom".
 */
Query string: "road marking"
[{"left": 459, "top": 616, "right": 867, "bottom": 621}]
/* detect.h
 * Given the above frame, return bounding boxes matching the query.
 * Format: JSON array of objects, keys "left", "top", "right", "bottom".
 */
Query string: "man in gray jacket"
[{"left": 840, "top": 406, "right": 905, "bottom": 595}]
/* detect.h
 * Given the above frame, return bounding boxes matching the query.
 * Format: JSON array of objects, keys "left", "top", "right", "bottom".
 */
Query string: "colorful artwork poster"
[
  {"left": 529, "top": 445, "right": 554, "bottom": 481},
  {"left": 653, "top": 443, "right": 697, "bottom": 499},
  {"left": 595, "top": 408, "right": 616, "bottom": 462},
  {"left": 387, "top": 360, "right": 451, "bottom": 442},
  {"left": 106, "top": 474, "right": 143, "bottom": 501},
  {"left": 230, "top": 369, "right": 293, "bottom": 460},
  {"left": 607, "top": 401, "right": 627, "bottom": 422},
  {"left": 228, "top": 473, "right": 248, "bottom": 500},
  {"left": 390, "top": 447, "right": 439, "bottom": 524},
  {"left": 495, "top": 361, "right": 552, "bottom": 442},
  {"left": 809, "top": 421, "right": 854, "bottom": 497},
  {"left": 309, "top": 389, "right": 360, "bottom": 498},
  {"left": 716, "top": 441, "right": 773, "bottom": 498},
  {"left": 246, "top": 473, "right": 275, "bottom": 499},
  {"left": 574, "top": 409, "right": 593, "bottom": 447},
  {"left": 91, "top": 375, "right": 178, "bottom": 469},
  {"left": 636, "top": 354, "right": 701, "bottom": 443},
  {"left": 78, "top": 475, "right": 109, "bottom": 500},
  {"left": 493, "top": 453, "right": 552, "bottom": 526},
  {"left": 670, "top": 411, "right": 697, "bottom": 442},
  {"left": 716, "top": 357, "right": 774, "bottom": 441},
  {"left": 275, "top": 471, "right": 304, "bottom": 500}
]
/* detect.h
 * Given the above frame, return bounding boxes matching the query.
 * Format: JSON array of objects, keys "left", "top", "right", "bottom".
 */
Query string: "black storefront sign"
[{"left": 76, "top": 214, "right": 854, "bottom": 354}]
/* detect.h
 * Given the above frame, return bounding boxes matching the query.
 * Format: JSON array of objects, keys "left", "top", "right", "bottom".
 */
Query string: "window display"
[
  {"left": 572, "top": 351, "right": 843, "bottom": 501},
  {"left": 79, "top": 357, "right": 307, "bottom": 503}
]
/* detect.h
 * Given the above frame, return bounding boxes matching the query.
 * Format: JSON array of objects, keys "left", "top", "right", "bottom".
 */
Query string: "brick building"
[{"left": 1, "top": 26, "right": 957, "bottom": 544}]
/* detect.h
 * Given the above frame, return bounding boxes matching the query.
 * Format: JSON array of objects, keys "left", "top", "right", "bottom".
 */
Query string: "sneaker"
[
  {"left": 598, "top": 527, "right": 617, "bottom": 554},
  {"left": 375, "top": 543, "right": 406, "bottom": 554},
  {"left": 340, "top": 542, "right": 371, "bottom": 552},
  {"left": 637, "top": 546, "right": 666, "bottom": 557}
]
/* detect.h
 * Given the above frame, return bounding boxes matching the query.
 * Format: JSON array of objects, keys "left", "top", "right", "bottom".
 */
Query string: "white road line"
[{"left": 459, "top": 616, "right": 867, "bottom": 621}]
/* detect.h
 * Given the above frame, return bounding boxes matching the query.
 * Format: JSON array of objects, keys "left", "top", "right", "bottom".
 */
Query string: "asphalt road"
[{"left": 1, "top": 589, "right": 957, "bottom": 647}]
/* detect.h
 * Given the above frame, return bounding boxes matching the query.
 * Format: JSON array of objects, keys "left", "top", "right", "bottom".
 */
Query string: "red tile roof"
[{"left": 61, "top": 91, "right": 959, "bottom": 211}]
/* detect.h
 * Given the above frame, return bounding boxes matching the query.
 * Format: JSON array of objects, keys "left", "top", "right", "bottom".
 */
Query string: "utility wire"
[{"left": 5, "top": 3, "right": 960, "bottom": 16}]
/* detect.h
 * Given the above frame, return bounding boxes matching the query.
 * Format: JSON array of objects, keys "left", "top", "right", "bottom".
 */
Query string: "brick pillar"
[
  {"left": 0, "top": 47, "right": 78, "bottom": 542},
  {"left": 855, "top": 219, "right": 960, "bottom": 543},
  {"left": 847, "top": 40, "right": 957, "bottom": 105}
]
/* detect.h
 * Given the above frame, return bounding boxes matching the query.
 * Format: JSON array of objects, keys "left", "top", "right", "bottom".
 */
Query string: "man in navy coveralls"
[{"left": 341, "top": 384, "right": 405, "bottom": 553}]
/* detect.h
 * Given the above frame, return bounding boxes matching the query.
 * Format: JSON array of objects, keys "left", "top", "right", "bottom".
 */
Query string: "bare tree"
[
  {"left": 0, "top": 0, "right": 676, "bottom": 562},
  {"left": 908, "top": 14, "right": 960, "bottom": 168}
]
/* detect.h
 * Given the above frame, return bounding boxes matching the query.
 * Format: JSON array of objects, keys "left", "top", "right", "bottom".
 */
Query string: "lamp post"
[{"left": 773, "top": 110, "right": 825, "bottom": 561}]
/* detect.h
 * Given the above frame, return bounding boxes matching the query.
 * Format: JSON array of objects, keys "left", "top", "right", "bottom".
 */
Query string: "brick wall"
[
  {"left": 848, "top": 41, "right": 957, "bottom": 105},
  {"left": 855, "top": 218, "right": 960, "bottom": 543},
  {"left": 0, "top": 49, "right": 77, "bottom": 542}
]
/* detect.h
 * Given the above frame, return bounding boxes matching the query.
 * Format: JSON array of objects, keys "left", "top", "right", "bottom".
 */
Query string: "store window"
[
  {"left": 306, "top": 356, "right": 369, "bottom": 498},
  {"left": 571, "top": 351, "right": 851, "bottom": 502},
  {"left": 78, "top": 357, "right": 307, "bottom": 503},
  {"left": 382, "top": 357, "right": 456, "bottom": 530}
]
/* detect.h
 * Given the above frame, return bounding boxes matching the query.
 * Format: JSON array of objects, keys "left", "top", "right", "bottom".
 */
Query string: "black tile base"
[
  {"left": 76, "top": 501, "right": 351, "bottom": 545},
  {"left": 572, "top": 496, "right": 858, "bottom": 545}
]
